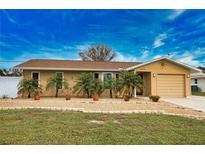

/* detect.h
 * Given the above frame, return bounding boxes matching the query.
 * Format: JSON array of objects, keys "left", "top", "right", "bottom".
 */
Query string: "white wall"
[
  {"left": 0, "top": 76, "right": 22, "bottom": 98},
  {"left": 191, "top": 78, "right": 205, "bottom": 92}
]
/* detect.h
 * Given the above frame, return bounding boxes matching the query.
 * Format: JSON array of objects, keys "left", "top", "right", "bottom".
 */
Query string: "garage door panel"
[{"left": 157, "top": 74, "right": 185, "bottom": 97}]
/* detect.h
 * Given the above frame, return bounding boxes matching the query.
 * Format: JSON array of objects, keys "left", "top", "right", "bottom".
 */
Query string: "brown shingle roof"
[{"left": 15, "top": 59, "right": 141, "bottom": 71}]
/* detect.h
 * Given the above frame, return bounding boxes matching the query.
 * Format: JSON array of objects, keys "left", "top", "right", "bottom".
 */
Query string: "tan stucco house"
[{"left": 15, "top": 57, "right": 201, "bottom": 98}]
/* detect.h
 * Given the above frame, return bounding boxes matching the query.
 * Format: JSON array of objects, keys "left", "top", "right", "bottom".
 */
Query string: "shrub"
[{"left": 1, "top": 95, "right": 9, "bottom": 99}]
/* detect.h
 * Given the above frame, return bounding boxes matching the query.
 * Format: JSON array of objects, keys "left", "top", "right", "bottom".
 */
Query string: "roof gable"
[{"left": 126, "top": 56, "right": 201, "bottom": 73}]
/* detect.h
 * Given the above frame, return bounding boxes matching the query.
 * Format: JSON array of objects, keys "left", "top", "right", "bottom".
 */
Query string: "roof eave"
[{"left": 14, "top": 66, "right": 122, "bottom": 72}]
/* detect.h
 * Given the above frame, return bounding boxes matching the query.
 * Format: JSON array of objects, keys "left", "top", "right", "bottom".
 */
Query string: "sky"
[{"left": 0, "top": 9, "right": 205, "bottom": 69}]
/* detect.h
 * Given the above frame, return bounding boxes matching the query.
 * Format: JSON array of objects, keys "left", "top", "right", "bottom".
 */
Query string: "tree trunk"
[
  {"left": 86, "top": 89, "right": 90, "bottom": 98},
  {"left": 110, "top": 89, "right": 113, "bottom": 98},
  {"left": 55, "top": 88, "right": 58, "bottom": 97},
  {"left": 28, "top": 89, "right": 31, "bottom": 98}
]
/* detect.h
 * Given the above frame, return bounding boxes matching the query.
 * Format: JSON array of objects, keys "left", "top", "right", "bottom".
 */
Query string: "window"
[
  {"left": 195, "top": 79, "right": 198, "bottom": 84},
  {"left": 32, "top": 72, "right": 39, "bottom": 80},
  {"left": 32, "top": 72, "right": 40, "bottom": 87},
  {"left": 103, "top": 72, "right": 112, "bottom": 82},
  {"left": 94, "top": 73, "right": 99, "bottom": 79},
  {"left": 56, "top": 72, "right": 63, "bottom": 89},
  {"left": 116, "top": 73, "right": 119, "bottom": 79}
]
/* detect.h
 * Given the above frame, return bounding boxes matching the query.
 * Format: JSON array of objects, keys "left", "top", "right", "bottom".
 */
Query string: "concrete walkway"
[{"left": 162, "top": 96, "right": 205, "bottom": 112}]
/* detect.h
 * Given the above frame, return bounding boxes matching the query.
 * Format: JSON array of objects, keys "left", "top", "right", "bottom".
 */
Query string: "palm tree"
[
  {"left": 46, "top": 74, "right": 69, "bottom": 97},
  {"left": 73, "top": 73, "right": 93, "bottom": 98},
  {"left": 104, "top": 77, "right": 122, "bottom": 98},
  {"left": 90, "top": 79, "right": 104, "bottom": 96},
  {"left": 79, "top": 44, "right": 117, "bottom": 61},
  {"left": 18, "top": 79, "right": 41, "bottom": 98},
  {"left": 120, "top": 71, "right": 143, "bottom": 97}
]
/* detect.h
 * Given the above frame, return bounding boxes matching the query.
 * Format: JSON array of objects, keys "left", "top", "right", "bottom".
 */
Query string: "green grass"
[
  {"left": 0, "top": 109, "right": 205, "bottom": 145},
  {"left": 192, "top": 92, "right": 205, "bottom": 96}
]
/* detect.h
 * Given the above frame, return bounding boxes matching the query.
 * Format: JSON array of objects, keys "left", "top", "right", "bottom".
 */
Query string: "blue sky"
[{"left": 0, "top": 9, "right": 205, "bottom": 68}]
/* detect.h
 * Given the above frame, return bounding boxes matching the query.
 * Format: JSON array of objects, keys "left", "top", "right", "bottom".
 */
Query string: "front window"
[
  {"left": 116, "top": 73, "right": 119, "bottom": 79},
  {"left": 94, "top": 73, "right": 99, "bottom": 79},
  {"left": 103, "top": 72, "right": 112, "bottom": 82},
  {"left": 32, "top": 72, "right": 40, "bottom": 87},
  {"left": 56, "top": 72, "right": 63, "bottom": 89}
]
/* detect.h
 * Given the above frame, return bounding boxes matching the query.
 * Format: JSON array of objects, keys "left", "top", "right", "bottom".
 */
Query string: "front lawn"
[
  {"left": 192, "top": 92, "right": 205, "bottom": 96},
  {"left": 0, "top": 109, "right": 205, "bottom": 144}
]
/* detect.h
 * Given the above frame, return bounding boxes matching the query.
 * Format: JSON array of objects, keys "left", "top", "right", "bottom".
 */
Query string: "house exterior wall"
[
  {"left": 23, "top": 70, "right": 118, "bottom": 97},
  {"left": 22, "top": 59, "right": 192, "bottom": 98},
  {"left": 191, "top": 78, "right": 205, "bottom": 92},
  {"left": 135, "top": 59, "right": 191, "bottom": 97}
]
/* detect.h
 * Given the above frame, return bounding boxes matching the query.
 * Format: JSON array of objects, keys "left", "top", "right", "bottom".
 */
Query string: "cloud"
[
  {"left": 114, "top": 52, "right": 139, "bottom": 62},
  {"left": 153, "top": 33, "right": 167, "bottom": 48},
  {"left": 153, "top": 55, "right": 162, "bottom": 59},
  {"left": 141, "top": 50, "right": 149, "bottom": 59},
  {"left": 178, "top": 55, "right": 200, "bottom": 67},
  {"left": 2, "top": 10, "right": 19, "bottom": 25},
  {"left": 168, "top": 10, "right": 185, "bottom": 20},
  {"left": 76, "top": 44, "right": 91, "bottom": 51}
]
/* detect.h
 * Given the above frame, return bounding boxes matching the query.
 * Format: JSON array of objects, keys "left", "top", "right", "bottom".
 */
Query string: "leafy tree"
[
  {"left": 46, "top": 74, "right": 69, "bottom": 97},
  {"left": 0, "top": 69, "right": 4, "bottom": 76},
  {"left": 18, "top": 79, "right": 41, "bottom": 98},
  {"left": 119, "top": 71, "right": 143, "bottom": 97},
  {"left": 0, "top": 68, "right": 22, "bottom": 76},
  {"left": 73, "top": 73, "right": 94, "bottom": 98},
  {"left": 79, "top": 44, "right": 117, "bottom": 61}
]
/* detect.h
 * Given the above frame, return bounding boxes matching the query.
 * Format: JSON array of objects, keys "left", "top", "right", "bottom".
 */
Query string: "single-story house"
[
  {"left": 191, "top": 71, "right": 205, "bottom": 92},
  {"left": 15, "top": 56, "right": 201, "bottom": 98}
]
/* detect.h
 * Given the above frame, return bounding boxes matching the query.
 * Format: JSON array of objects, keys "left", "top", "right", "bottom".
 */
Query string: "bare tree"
[{"left": 79, "top": 44, "right": 117, "bottom": 61}]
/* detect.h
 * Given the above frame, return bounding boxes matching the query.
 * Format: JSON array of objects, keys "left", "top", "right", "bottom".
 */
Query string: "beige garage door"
[{"left": 157, "top": 74, "right": 185, "bottom": 97}]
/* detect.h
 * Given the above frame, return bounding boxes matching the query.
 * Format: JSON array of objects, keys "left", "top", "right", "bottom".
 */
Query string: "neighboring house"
[
  {"left": 14, "top": 57, "right": 200, "bottom": 98},
  {"left": 191, "top": 72, "right": 205, "bottom": 92}
]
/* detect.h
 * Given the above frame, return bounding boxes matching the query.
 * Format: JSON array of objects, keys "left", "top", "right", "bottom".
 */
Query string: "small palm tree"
[
  {"left": 73, "top": 73, "right": 93, "bottom": 98},
  {"left": 120, "top": 71, "right": 143, "bottom": 97},
  {"left": 105, "top": 77, "right": 123, "bottom": 98},
  {"left": 46, "top": 74, "right": 69, "bottom": 97},
  {"left": 18, "top": 79, "right": 41, "bottom": 98},
  {"left": 90, "top": 79, "right": 104, "bottom": 96},
  {"left": 79, "top": 44, "right": 117, "bottom": 61}
]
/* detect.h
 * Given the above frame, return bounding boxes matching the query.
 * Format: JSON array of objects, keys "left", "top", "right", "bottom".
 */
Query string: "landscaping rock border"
[{"left": 1, "top": 107, "right": 205, "bottom": 120}]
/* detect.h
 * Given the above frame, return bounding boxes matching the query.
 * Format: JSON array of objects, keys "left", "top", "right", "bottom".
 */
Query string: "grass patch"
[
  {"left": 0, "top": 109, "right": 205, "bottom": 144},
  {"left": 192, "top": 92, "right": 205, "bottom": 96}
]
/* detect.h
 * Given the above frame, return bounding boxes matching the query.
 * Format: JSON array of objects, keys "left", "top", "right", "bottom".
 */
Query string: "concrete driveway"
[{"left": 162, "top": 96, "right": 205, "bottom": 112}]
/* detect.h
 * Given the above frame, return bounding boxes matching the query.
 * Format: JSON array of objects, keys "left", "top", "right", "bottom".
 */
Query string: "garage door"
[{"left": 157, "top": 74, "right": 185, "bottom": 97}]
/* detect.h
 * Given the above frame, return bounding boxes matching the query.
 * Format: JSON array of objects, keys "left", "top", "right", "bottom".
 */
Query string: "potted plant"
[
  {"left": 93, "top": 94, "right": 99, "bottom": 101},
  {"left": 90, "top": 79, "right": 104, "bottom": 101},
  {"left": 33, "top": 86, "right": 42, "bottom": 101},
  {"left": 65, "top": 88, "right": 72, "bottom": 100},
  {"left": 123, "top": 95, "right": 130, "bottom": 101},
  {"left": 149, "top": 95, "right": 160, "bottom": 102}
]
